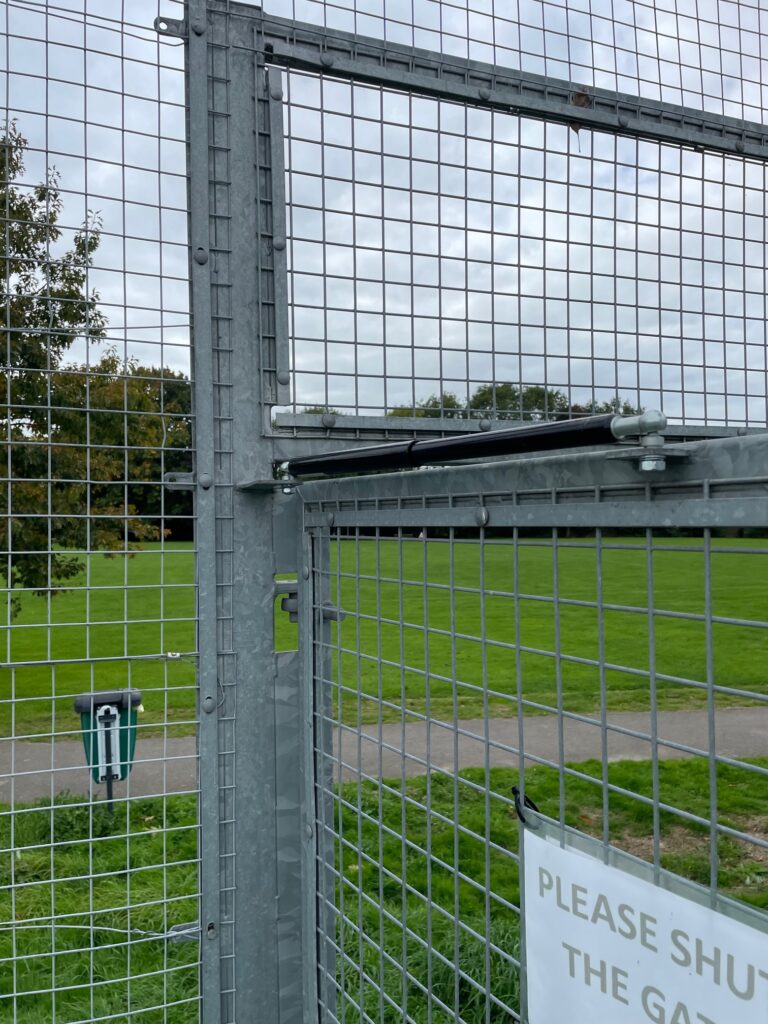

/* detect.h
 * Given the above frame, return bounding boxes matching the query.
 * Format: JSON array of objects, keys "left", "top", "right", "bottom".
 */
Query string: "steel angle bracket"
[{"left": 154, "top": 15, "right": 187, "bottom": 38}]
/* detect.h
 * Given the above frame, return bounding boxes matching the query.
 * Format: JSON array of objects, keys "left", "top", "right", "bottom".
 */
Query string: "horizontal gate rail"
[{"left": 252, "top": 7, "right": 768, "bottom": 161}]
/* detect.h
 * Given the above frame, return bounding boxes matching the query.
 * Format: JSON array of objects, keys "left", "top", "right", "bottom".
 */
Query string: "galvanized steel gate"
[{"left": 172, "top": 2, "right": 768, "bottom": 1022}]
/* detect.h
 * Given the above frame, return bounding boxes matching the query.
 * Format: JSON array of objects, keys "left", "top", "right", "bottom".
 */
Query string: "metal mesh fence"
[
  {"left": 303, "top": 442, "right": 768, "bottom": 1022},
  {"left": 3, "top": 0, "right": 768, "bottom": 1021},
  {"left": 1, "top": 2, "right": 199, "bottom": 1021},
  {"left": 273, "top": 0, "right": 768, "bottom": 427}
]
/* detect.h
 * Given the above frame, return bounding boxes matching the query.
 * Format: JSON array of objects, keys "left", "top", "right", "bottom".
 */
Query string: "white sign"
[{"left": 524, "top": 829, "right": 768, "bottom": 1024}]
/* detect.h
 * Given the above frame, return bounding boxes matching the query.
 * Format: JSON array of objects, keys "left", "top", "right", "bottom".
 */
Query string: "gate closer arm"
[{"left": 284, "top": 410, "right": 667, "bottom": 478}]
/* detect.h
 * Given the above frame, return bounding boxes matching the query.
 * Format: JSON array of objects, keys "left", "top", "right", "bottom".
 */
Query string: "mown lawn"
[
  {"left": 0, "top": 792, "right": 199, "bottom": 1024},
  {"left": 0, "top": 544, "right": 197, "bottom": 740},
  {"left": 3, "top": 757, "right": 765, "bottom": 1023},
  {"left": 331, "top": 756, "right": 768, "bottom": 1022},
  {"left": 2, "top": 536, "right": 768, "bottom": 737},
  {"left": 330, "top": 534, "right": 768, "bottom": 723}
]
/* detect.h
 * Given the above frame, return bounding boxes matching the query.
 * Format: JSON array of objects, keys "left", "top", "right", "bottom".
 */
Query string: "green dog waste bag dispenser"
[{"left": 74, "top": 689, "right": 142, "bottom": 808}]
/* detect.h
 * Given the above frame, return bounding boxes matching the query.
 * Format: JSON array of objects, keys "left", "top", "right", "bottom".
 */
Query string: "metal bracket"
[
  {"left": 164, "top": 471, "right": 196, "bottom": 491},
  {"left": 237, "top": 478, "right": 296, "bottom": 493},
  {"left": 607, "top": 444, "right": 692, "bottom": 473},
  {"left": 154, "top": 15, "right": 187, "bottom": 38},
  {"left": 321, "top": 603, "right": 346, "bottom": 623}
]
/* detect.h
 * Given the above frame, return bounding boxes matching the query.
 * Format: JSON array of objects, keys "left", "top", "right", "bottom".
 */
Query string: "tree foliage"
[
  {"left": 389, "top": 385, "right": 640, "bottom": 421},
  {"left": 1, "top": 124, "right": 191, "bottom": 615}
]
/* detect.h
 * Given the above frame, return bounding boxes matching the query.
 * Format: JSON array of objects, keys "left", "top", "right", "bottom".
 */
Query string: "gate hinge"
[
  {"left": 274, "top": 582, "right": 346, "bottom": 623},
  {"left": 275, "top": 580, "right": 299, "bottom": 622}
]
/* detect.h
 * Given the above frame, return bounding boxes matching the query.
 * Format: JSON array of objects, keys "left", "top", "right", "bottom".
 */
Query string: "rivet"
[
  {"left": 194, "top": 247, "right": 208, "bottom": 265},
  {"left": 273, "top": 237, "right": 286, "bottom": 251},
  {"left": 191, "top": 17, "right": 205, "bottom": 35},
  {"left": 277, "top": 369, "right": 291, "bottom": 385},
  {"left": 320, "top": 53, "right": 334, "bottom": 67},
  {"left": 479, "top": 418, "right": 491, "bottom": 432},
  {"left": 270, "top": 86, "right": 284, "bottom": 101},
  {"left": 479, "top": 87, "right": 491, "bottom": 100},
  {"left": 618, "top": 115, "right": 629, "bottom": 128},
  {"left": 321, "top": 413, "right": 337, "bottom": 428},
  {"left": 202, "top": 695, "right": 215, "bottom": 713},
  {"left": 199, "top": 473, "right": 212, "bottom": 490}
]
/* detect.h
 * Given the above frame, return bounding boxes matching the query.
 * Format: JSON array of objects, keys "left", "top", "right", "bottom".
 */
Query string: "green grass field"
[
  {"left": 331, "top": 756, "right": 768, "bottom": 1022},
  {"left": 3, "top": 757, "right": 765, "bottom": 1023},
  {"left": 0, "top": 792, "right": 199, "bottom": 1023},
  {"left": 2, "top": 537, "right": 768, "bottom": 737}
]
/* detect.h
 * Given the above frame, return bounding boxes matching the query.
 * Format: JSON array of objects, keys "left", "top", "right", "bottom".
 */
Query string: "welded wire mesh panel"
[
  {"left": 306, "top": 449, "right": 768, "bottom": 1023},
  {"left": 282, "top": 78, "right": 768, "bottom": 427},
  {"left": 1, "top": 3, "right": 200, "bottom": 1021},
  {"left": 266, "top": 0, "right": 768, "bottom": 428}
]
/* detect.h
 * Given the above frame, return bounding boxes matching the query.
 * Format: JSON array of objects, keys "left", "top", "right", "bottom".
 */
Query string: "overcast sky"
[{"left": 3, "top": 0, "right": 767, "bottom": 424}]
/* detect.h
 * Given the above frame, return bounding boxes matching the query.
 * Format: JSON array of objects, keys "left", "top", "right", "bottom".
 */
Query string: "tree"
[
  {"left": 389, "top": 385, "right": 641, "bottom": 423},
  {"left": 388, "top": 392, "right": 467, "bottom": 418},
  {"left": 468, "top": 383, "right": 571, "bottom": 421},
  {"left": 0, "top": 124, "right": 171, "bottom": 615}
]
